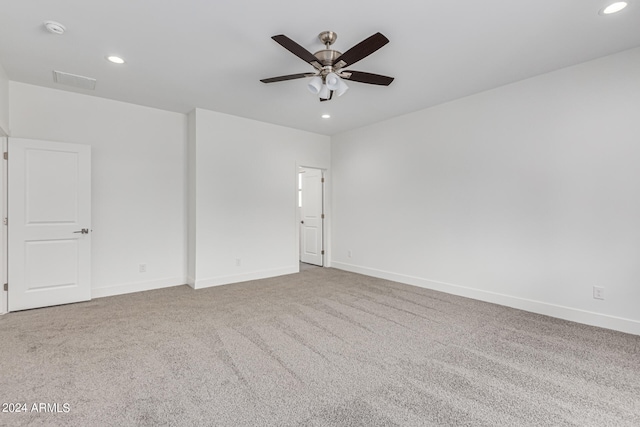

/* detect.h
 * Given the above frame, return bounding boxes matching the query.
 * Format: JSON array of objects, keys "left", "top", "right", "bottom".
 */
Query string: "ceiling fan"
[{"left": 260, "top": 31, "right": 394, "bottom": 101}]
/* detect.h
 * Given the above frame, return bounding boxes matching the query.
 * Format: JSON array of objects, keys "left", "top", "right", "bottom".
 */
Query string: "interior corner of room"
[{"left": 1, "top": 38, "right": 640, "bottom": 337}]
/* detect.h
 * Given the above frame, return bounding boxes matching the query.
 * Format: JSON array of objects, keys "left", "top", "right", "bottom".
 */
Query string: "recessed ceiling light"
[
  {"left": 106, "top": 56, "right": 125, "bottom": 64},
  {"left": 600, "top": 1, "right": 628, "bottom": 14},
  {"left": 321, "top": 114, "right": 331, "bottom": 119}
]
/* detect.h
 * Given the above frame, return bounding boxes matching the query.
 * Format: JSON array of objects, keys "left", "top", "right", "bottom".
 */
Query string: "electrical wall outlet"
[
  {"left": 593, "top": 286, "right": 605, "bottom": 300},
  {"left": 235, "top": 258, "right": 241, "bottom": 267},
  {"left": 139, "top": 264, "right": 147, "bottom": 273},
  {"left": 348, "top": 250, "right": 352, "bottom": 258}
]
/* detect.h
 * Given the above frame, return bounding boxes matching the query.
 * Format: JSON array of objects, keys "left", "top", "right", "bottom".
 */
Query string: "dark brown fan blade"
[
  {"left": 272, "top": 35, "right": 321, "bottom": 69},
  {"left": 342, "top": 70, "right": 394, "bottom": 86},
  {"left": 333, "top": 32, "right": 389, "bottom": 68},
  {"left": 260, "top": 73, "right": 315, "bottom": 83}
]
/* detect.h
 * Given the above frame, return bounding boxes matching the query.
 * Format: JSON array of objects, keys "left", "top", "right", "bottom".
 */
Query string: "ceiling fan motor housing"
[{"left": 314, "top": 50, "right": 342, "bottom": 68}]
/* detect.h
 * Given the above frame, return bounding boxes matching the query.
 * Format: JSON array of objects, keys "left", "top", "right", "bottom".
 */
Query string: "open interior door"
[
  {"left": 300, "top": 167, "right": 324, "bottom": 266},
  {"left": 8, "top": 138, "right": 91, "bottom": 311}
]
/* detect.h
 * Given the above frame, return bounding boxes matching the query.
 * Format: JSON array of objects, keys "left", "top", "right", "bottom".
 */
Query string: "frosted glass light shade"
[
  {"left": 334, "top": 78, "right": 348, "bottom": 96},
  {"left": 326, "top": 73, "right": 349, "bottom": 96},
  {"left": 307, "top": 76, "right": 323, "bottom": 94},
  {"left": 325, "top": 73, "right": 341, "bottom": 89},
  {"left": 319, "top": 84, "right": 331, "bottom": 99}
]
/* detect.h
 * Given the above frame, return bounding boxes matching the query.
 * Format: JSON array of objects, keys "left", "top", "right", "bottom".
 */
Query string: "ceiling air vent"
[{"left": 52, "top": 70, "right": 97, "bottom": 90}]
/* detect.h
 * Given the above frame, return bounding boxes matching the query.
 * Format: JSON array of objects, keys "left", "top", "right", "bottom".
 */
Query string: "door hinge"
[
  {"left": 321, "top": 214, "right": 325, "bottom": 219},
  {"left": 321, "top": 177, "right": 325, "bottom": 183},
  {"left": 3, "top": 152, "right": 7, "bottom": 160},
  {"left": 321, "top": 250, "right": 325, "bottom": 255},
  {"left": 3, "top": 283, "right": 7, "bottom": 291}
]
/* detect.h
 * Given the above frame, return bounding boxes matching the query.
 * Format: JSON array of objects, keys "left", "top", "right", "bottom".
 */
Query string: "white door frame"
[
  {"left": 1, "top": 135, "right": 7, "bottom": 315},
  {"left": 295, "top": 164, "right": 330, "bottom": 270}
]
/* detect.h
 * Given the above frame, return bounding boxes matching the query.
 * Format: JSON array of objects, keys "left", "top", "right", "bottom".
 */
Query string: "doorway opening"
[{"left": 298, "top": 167, "right": 324, "bottom": 267}]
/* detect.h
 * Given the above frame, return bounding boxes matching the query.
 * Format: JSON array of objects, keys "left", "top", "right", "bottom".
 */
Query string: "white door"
[
  {"left": 300, "top": 167, "right": 323, "bottom": 266},
  {"left": 8, "top": 138, "right": 91, "bottom": 311}
]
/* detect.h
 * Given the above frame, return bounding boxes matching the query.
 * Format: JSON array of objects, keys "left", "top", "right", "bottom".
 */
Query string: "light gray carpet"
[{"left": 1, "top": 267, "right": 639, "bottom": 426}]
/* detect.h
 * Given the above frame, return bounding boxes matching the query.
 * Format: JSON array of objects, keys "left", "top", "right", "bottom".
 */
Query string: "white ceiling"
[{"left": 1, "top": 1, "right": 639, "bottom": 135}]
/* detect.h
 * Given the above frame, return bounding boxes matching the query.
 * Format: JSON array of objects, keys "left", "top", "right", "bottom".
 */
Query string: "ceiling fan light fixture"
[
  {"left": 325, "top": 73, "right": 340, "bottom": 90},
  {"left": 335, "top": 78, "right": 349, "bottom": 97},
  {"left": 326, "top": 72, "right": 349, "bottom": 97},
  {"left": 600, "top": 1, "right": 628, "bottom": 14},
  {"left": 307, "top": 76, "right": 323, "bottom": 94},
  {"left": 318, "top": 84, "right": 331, "bottom": 100}
]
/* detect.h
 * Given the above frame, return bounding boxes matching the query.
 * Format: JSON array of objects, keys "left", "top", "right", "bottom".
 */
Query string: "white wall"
[
  {"left": 9, "top": 82, "right": 187, "bottom": 297},
  {"left": 331, "top": 47, "right": 640, "bottom": 335},
  {"left": 0, "top": 63, "right": 8, "bottom": 135},
  {"left": 190, "top": 108, "right": 330, "bottom": 288}
]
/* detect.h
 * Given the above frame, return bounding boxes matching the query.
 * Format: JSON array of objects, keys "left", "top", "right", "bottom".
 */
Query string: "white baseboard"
[
  {"left": 186, "top": 275, "right": 196, "bottom": 289},
  {"left": 332, "top": 261, "right": 640, "bottom": 336},
  {"left": 92, "top": 277, "right": 186, "bottom": 299},
  {"left": 194, "top": 266, "right": 298, "bottom": 289}
]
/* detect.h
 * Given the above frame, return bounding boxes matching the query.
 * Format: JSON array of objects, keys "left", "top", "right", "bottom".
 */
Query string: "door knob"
[{"left": 73, "top": 228, "right": 89, "bottom": 234}]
